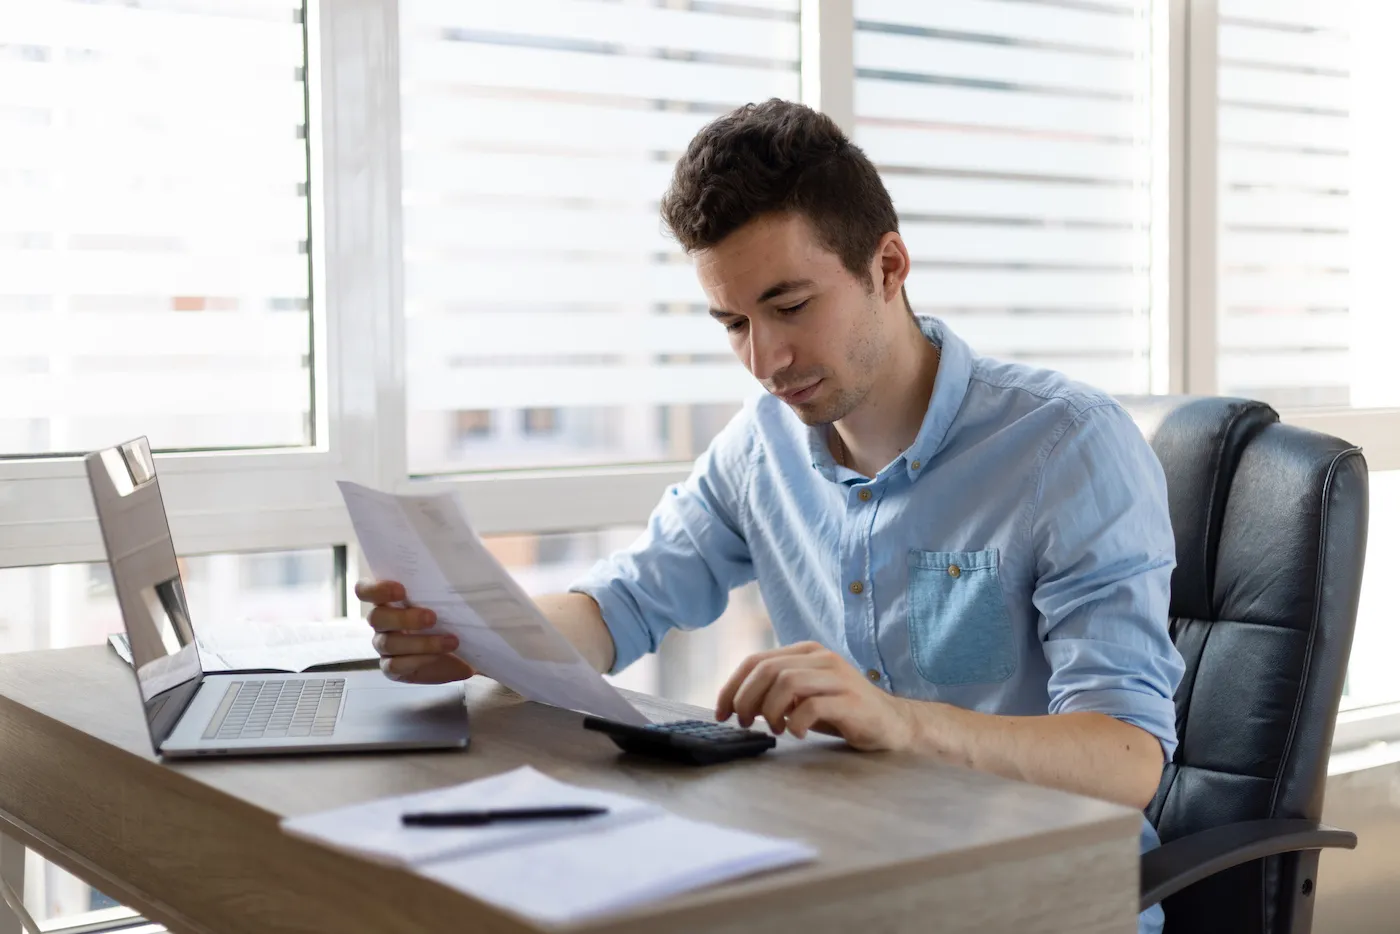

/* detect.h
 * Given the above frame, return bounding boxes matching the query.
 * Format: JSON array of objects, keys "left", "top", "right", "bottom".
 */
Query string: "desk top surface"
[{"left": 0, "top": 646, "right": 1140, "bottom": 924}]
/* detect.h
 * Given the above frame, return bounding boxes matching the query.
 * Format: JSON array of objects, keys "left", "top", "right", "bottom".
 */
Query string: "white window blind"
[
  {"left": 400, "top": 0, "right": 800, "bottom": 474},
  {"left": 0, "top": 0, "right": 312, "bottom": 456},
  {"left": 852, "top": 0, "right": 1154, "bottom": 394},
  {"left": 1216, "top": 0, "right": 1399, "bottom": 409}
]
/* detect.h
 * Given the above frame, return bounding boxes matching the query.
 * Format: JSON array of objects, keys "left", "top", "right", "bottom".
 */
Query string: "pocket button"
[{"left": 948, "top": 564, "right": 961, "bottom": 578}]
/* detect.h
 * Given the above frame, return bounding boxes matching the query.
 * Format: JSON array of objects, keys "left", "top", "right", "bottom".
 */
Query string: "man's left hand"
[{"left": 714, "top": 642, "right": 914, "bottom": 751}]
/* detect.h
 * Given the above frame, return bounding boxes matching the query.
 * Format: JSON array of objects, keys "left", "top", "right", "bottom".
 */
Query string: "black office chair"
[{"left": 1118, "top": 396, "right": 1368, "bottom": 934}]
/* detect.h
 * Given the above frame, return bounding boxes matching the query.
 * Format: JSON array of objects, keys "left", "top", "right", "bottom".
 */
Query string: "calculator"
[{"left": 583, "top": 716, "right": 777, "bottom": 765}]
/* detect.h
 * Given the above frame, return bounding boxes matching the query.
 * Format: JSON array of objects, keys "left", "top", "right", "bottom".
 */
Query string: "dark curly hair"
[{"left": 660, "top": 99, "right": 900, "bottom": 287}]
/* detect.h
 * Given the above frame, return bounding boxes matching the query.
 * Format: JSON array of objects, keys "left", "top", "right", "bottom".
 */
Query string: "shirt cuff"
[
  {"left": 1051, "top": 687, "right": 1179, "bottom": 762},
  {"left": 567, "top": 569, "right": 654, "bottom": 675}
]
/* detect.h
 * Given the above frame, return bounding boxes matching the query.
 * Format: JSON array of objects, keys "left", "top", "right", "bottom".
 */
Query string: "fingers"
[
  {"left": 379, "top": 653, "right": 476, "bottom": 684},
  {"left": 355, "top": 579, "right": 405, "bottom": 604},
  {"left": 786, "top": 695, "right": 840, "bottom": 739},
  {"left": 715, "top": 642, "right": 826, "bottom": 721},
  {"left": 372, "top": 631, "right": 458, "bottom": 657},
  {"left": 727, "top": 654, "right": 833, "bottom": 728},
  {"left": 759, "top": 669, "right": 843, "bottom": 734},
  {"left": 366, "top": 605, "right": 437, "bottom": 633}
]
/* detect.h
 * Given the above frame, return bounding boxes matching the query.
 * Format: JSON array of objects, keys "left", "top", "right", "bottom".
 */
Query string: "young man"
[{"left": 360, "top": 100, "right": 1183, "bottom": 933}]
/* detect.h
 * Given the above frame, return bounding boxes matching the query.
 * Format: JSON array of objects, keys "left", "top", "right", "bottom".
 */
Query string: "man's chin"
[{"left": 784, "top": 396, "right": 845, "bottom": 426}]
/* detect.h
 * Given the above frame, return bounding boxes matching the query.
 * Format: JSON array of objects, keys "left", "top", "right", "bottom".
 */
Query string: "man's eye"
[
  {"left": 725, "top": 319, "right": 748, "bottom": 333},
  {"left": 778, "top": 299, "right": 810, "bottom": 314}
]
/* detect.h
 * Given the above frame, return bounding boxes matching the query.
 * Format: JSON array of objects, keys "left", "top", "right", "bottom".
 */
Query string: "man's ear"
[{"left": 873, "top": 232, "right": 911, "bottom": 305}]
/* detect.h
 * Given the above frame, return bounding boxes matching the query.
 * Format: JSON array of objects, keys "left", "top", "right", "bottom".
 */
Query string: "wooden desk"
[{"left": 0, "top": 647, "right": 1141, "bottom": 933}]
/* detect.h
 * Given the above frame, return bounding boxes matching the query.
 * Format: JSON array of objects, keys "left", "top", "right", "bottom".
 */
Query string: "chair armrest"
[{"left": 1140, "top": 818, "right": 1356, "bottom": 912}]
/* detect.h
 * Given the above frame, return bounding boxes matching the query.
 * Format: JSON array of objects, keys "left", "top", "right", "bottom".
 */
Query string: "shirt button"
[
  {"left": 911, "top": 460, "right": 922, "bottom": 470},
  {"left": 866, "top": 668, "right": 881, "bottom": 683},
  {"left": 858, "top": 489, "right": 872, "bottom": 502},
  {"left": 849, "top": 580, "right": 864, "bottom": 595},
  {"left": 948, "top": 564, "right": 962, "bottom": 578}
]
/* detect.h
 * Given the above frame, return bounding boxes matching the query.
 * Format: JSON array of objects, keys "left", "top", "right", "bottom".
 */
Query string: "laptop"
[{"left": 85, "top": 436, "right": 470, "bottom": 759}]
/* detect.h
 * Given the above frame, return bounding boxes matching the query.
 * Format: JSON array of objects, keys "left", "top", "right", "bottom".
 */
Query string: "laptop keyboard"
[{"left": 202, "top": 679, "right": 345, "bottom": 741}]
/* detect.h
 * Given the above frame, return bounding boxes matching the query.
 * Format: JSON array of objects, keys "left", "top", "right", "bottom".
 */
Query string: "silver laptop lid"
[{"left": 84, "top": 437, "right": 204, "bottom": 750}]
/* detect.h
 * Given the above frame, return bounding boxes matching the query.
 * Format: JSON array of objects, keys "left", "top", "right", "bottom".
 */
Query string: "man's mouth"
[{"left": 774, "top": 380, "right": 822, "bottom": 404}]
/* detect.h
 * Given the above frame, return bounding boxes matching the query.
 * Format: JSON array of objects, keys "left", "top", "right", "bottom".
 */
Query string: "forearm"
[
  {"left": 896, "top": 699, "right": 1164, "bottom": 809},
  {"left": 534, "top": 592, "right": 617, "bottom": 674}
]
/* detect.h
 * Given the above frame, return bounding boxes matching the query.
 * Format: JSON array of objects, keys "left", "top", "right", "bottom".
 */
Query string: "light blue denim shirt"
[{"left": 571, "top": 316, "right": 1184, "bottom": 934}]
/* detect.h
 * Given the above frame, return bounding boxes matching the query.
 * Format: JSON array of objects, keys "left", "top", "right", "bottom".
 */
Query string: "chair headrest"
[{"left": 1116, "top": 396, "right": 1278, "bottom": 621}]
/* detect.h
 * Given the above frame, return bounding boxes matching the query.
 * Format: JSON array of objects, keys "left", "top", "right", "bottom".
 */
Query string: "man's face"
[{"left": 695, "top": 212, "right": 902, "bottom": 426}]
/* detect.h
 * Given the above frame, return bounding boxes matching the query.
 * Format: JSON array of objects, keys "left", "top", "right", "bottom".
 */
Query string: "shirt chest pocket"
[{"left": 906, "top": 548, "right": 1018, "bottom": 686}]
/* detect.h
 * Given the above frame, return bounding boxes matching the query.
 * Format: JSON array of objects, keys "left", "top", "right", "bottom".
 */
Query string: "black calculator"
[{"left": 583, "top": 716, "right": 776, "bottom": 765}]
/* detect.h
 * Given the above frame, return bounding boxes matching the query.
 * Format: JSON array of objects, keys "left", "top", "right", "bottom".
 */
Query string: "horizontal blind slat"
[
  {"left": 1219, "top": 22, "right": 1350, "bottom": 73},
  {"left": 856, "top": 77, "right": 1139, "bottom": 138},
  {"left": 855, "top": 0, "right": 1138, "bottom": 52},
  {"left": 855, "top": 31, "right": 1136, "bottom": 95},
  {"left": 1221, "top": 0, "right": 1351, "bottom": 32},
  {"left": 1219, "top": 64, "right": 1349, "bottom": 112},
  {"left": 884, "top": 175, "right": 1147, "bottom": 224},
  {"left": 1221, "top": 231, "right": 1350, "bottom": 267},
  {"left": 854, "top": 124, "right": 1137, "bottom": 181},
  {"left": 1220, "top": 103, "right": 1348, "bottom": 150},
  {"left": 406, "top": 0, "right": 799, "bottom": 61},
  {"left": 405, "top": 42, "right": 798, "bottom": 107}
]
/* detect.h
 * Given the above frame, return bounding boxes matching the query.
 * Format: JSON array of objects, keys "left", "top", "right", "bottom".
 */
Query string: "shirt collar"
[
  {"left": 806, "top": 315, "right": 973, "bottom": 483},
  {"left": 901, "top": 315, "right": 973, "bottom": 481}
]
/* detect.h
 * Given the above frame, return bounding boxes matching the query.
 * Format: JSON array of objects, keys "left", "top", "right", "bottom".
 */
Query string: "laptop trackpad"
[{"left": 343, "top": 682, "right": 469, "bottom": 732}]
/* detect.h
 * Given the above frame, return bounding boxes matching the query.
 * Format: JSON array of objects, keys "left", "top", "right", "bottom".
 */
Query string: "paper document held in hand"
[{"left": 337, "top": 481, "right": 647, "bottom": 725}]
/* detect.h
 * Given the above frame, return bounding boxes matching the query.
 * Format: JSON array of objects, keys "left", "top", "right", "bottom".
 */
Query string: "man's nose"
[{"left": 746, "top": 321, "right": 793, "bottom": 382}]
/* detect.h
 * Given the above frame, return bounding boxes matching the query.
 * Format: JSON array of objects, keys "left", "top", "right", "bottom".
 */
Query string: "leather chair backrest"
[{"left": 1118, "top": 396, "right": 1369, "bottom": 934}]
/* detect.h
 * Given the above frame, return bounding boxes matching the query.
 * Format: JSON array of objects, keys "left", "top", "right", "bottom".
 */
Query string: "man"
[{"left": 359, "top": 100, "right": 1183, "bottom": 933}]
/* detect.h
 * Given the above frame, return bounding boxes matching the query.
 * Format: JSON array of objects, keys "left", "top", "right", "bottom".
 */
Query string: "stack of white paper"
[{"left": 282, "top": 766, "right": 817, "bottom": 925}]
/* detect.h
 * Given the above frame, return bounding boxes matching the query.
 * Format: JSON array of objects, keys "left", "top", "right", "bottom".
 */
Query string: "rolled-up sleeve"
[
  {"left": 568, "top": 405, "right": 758, "bottom": 674},
  {"left": 1031, "top": 402, "right": 1185, "bottom": 760}
]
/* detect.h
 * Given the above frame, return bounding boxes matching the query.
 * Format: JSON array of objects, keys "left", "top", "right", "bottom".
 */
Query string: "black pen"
[{"left": 401, "top": 806, "right": 609, "bottom": 827}]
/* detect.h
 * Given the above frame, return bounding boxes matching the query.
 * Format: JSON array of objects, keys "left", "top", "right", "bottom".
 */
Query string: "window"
[
  {"left": 237, "top": 548, "right": 337, "bottom": 593},
  {"left": 0, "top": 550, "right": 340, "bottom": 654},
  {"left": 400, "top": 0, "right": 801, "bottom": 474},
  {"left": 0, "top": 0, "right": 315, "bottom": 455},
  {"left": 852, "top": 0, "right": 1156, "bottom": 393},
  {"left": 1215, "top": 1, "right": 1400, "bottom": 409}
]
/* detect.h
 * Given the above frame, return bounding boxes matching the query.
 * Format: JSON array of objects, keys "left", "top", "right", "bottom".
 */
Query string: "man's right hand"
[{"left": 356, "top": 579, "right": 477, "bottom": 684}]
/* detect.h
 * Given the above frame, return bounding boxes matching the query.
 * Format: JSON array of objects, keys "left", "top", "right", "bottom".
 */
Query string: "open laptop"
[{"left": 85, "top": 436, "right": 470, "bottom": 759}]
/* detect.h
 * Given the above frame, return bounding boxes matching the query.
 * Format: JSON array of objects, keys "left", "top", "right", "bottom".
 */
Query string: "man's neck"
[{"left": 832, "top": 317, "right": 941, "bottom": 478}]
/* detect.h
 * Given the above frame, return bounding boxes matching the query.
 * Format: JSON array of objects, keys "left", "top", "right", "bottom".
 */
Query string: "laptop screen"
[{"left": 84, "top": 437, "right": 204, "bottom": 750}]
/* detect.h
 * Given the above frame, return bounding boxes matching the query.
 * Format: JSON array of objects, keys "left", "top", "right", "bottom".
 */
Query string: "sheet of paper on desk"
[
  {"left": 337, "top": 481, "right": 647, "bottom": 725},
  {"left": 422, "top": 810, "right": 818, "bottom": 925},
  {"left": 281, "top": 764, "right": 661, "bottom": 867},
  {"left": 281, "top": 766, "right": 817, "bottom": 925}
]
